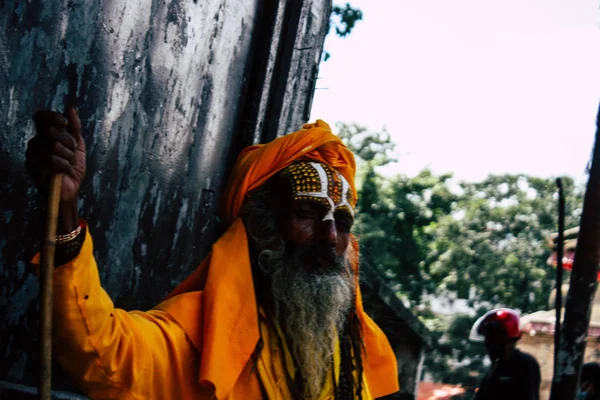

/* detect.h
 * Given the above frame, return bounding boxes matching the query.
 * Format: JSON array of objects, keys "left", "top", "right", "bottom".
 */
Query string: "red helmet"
[{"left": 469, "top": 308, "right": 522, "bottom": 342}]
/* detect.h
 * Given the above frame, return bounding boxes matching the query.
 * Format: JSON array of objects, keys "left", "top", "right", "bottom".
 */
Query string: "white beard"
[{"left": 260, "top": 245, "right": 354, "bottom": 399}]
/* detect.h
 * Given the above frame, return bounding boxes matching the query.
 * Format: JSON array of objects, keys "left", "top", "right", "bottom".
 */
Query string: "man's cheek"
[
  {"left": 287, "top": 219, "right": 315, "bottom": 244},
  {"left": 336, "top": 236, "right": 350, "bottom": 255},
  {"left": 298, "top": 227, "right": 316, "bottom": 243}
]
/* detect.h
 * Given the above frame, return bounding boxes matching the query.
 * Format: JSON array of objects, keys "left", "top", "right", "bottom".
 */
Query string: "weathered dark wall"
[{"left": 0, "top": 0, "right": 331, "bottom": 391}]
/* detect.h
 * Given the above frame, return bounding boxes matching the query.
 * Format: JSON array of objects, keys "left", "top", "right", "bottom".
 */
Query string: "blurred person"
[{"left": 470, "top": 308, "right": 541, "bottom": 400}]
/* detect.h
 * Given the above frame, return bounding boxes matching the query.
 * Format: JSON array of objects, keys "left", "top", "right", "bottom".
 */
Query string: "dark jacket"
[{"left": 475, "top": 349, "right": 541, "bottom": 400}]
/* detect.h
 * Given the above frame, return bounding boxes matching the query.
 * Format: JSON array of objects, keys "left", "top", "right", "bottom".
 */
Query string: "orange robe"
[{"left": 36, "top": 120, "right": 399, "bottom": 399}]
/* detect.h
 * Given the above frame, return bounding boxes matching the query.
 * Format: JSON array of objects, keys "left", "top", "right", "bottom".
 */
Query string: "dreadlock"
[{"left": 336, "top": 306, "right": 365, "bottom": 400}]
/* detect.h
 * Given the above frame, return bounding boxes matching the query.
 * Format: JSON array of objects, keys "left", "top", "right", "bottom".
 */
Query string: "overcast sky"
[{"left": 310, "top": 0, "right": 600, "bottom": 183}]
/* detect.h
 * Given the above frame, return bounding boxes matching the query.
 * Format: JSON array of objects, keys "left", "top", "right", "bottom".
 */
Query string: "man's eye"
[{"left": 336, "top": 218, "right": 353, "bottom": 232}]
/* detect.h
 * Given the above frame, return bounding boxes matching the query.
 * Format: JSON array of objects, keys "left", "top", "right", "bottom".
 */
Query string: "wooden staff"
[
  {"left": 39, "top": 64, "right": 79, "bottom": 398},
  {"left": 39, "top": 174, "right": 61, "bottom": 399}
]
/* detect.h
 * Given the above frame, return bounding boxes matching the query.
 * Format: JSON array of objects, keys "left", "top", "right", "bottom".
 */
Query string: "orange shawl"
[{"left": 160, "top": 120, "right": 398, "bottom": 398}]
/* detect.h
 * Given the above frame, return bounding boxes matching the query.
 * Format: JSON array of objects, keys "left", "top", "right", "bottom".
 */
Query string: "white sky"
[{"left": 310, "top": 0, "right": 600, "bottom": 183}]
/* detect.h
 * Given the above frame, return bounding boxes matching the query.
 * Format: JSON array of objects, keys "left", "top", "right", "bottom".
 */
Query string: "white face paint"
[
  {"left": 293, "top": 162, "right": 354, "bottom": 221},
  {"left": 337, "top": 170, "right": 354, "bottom": 217}
]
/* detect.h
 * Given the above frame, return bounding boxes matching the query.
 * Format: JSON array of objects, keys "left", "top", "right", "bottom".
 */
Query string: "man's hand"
[{"left": 26, "top": 106, "right": 85, "bottom": 234}]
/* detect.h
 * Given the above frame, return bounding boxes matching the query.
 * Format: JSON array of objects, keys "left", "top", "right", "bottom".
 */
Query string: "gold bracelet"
[{"left": 56, "top": 222, "right": 84, "bottom": 244}]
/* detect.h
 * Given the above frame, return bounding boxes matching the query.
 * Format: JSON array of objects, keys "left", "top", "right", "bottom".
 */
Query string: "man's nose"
[{"left": 317, "top": 219, "right": 338, "bottom": 245}]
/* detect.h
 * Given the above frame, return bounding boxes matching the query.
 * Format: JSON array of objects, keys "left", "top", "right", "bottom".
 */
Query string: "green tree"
[
  {"left": 336, "top": 122, "right": 457, "bottom": 305},
  {"left": 324, "top": 3, "right": 363, "bottom": 61},
  {"left": 424, "top": 312, "right": 486, "bottom": 388},
  {"left": 336, "top": 122, "right": 395, "bottom": 167},
  {"left": 336, "top": 121, "right": 585, "bottom": 387},
  {"left": 427, "top": 175, "right": 584, "bottom": 313},
  {"left": 375, "top": 170, "right": 457, "bottom": 304},
  {"left": 335, "top": 123, "right": 398, "bottom": 285},
  {"left": 330, "top": 3, "right": 363, "bottom": 38},
  {"left": 422, "top": 175, "right": 584, "bottom": 386}
]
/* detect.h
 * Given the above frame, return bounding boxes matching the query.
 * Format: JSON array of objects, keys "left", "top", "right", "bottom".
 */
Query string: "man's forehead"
[{"left": 282, "top": 161, "right": 355, "bottom": 213}]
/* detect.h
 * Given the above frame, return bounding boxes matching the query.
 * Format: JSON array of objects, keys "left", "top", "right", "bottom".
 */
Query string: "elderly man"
[{"left": 26, "top": 108, "right": 398, "bottom": 399}]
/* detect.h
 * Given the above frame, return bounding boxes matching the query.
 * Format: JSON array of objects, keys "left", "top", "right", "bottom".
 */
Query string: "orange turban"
[
  {"left": 222, "top": 119, "right": 357, "bottom": 224},
  {"left": 159, "top": 120, "right": 398, "bottom": 398}
]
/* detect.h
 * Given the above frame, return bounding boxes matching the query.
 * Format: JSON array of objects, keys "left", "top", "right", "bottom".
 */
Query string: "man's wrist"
[
  {"left": 55, "top": 223, "right": 86, "bottom": 267},
  {"left": 57, "top": 198, "right": 80, "bottom": 235}
]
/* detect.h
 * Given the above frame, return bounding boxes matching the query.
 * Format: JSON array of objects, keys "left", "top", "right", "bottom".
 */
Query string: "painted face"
[
  {"left": 277, "top": 161, "right": 356, "bottom": 259},
  {"left": 284, "top": 161, "right": 355, "bottom": 221}
]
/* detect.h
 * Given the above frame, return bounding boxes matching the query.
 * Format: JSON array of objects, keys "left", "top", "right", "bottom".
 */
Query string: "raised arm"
[{"left": 26, "top": 108, "right": 205, "bottom": 399}]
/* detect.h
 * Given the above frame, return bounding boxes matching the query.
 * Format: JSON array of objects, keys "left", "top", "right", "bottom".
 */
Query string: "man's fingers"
[
  {"left": 64, "top": 105, "right": 81, "bottom": 139},
  {"left": 27, "top": 138, "right": 74, "bottom": 170},
  {"left": 33, "top": 110, "right": 68, "bottom": 126},
  {"left": 32, "top": 110, "right": 68, "bottom": 145},
  {"left": 48, "top": 126, "right": 77, "bottom": 151},
  {"left": 51, "top": 155, "right": 72, "bottom": 174},
  {"left": 33, "top": 110, "right": 68, "bottom": 133},
  {"left": 28, "top": 108, "right": 83, "bottom": 201},
  {"left": 52, "top": 141, "right": 75, "bottom": 164}
]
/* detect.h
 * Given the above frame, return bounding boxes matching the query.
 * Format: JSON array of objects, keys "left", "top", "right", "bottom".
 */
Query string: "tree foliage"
[
  {"left": 337, "top": 121, "right": 457, "bottom": 303},
  {"left": 427, "top": 175, "right": 583, "bottom": 313},
  {"left": 336, "top": 121, "right": 585, "bottom": 386},
  {"left": 330, "top": 3, "right": 364, "bottom": 38},
  {"left": 425, "top": 313, "right": 487, "bottom": 388},
  {"left": 336, "top": 122, "right": 395, "bottom": 167},
  {"left": 324, "top": 3, "right": 363, "bottom": 61},
  {"left": 357, "top": 169, "right": 457, "bottom": 304}
]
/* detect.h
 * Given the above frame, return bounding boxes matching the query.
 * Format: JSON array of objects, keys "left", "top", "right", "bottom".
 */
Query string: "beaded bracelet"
[
  {"left": 55, "top": 221, "right": 86, "bottom": 266},
  {"left": 56, "top": 221, "right": 85, "bottom": 244}
]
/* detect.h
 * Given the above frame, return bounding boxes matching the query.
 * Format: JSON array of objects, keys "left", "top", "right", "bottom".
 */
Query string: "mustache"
[{"left": 290, "top": 242, "right": 344, "bottom": 270}]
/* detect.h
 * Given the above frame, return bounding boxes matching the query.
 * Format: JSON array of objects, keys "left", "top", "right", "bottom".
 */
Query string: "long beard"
[
  {"left": 243, "top": 186, "right": 357, "bottom": 398},
  {"left": 260, "top": 243, "right": 355, "bottom": 399}
]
